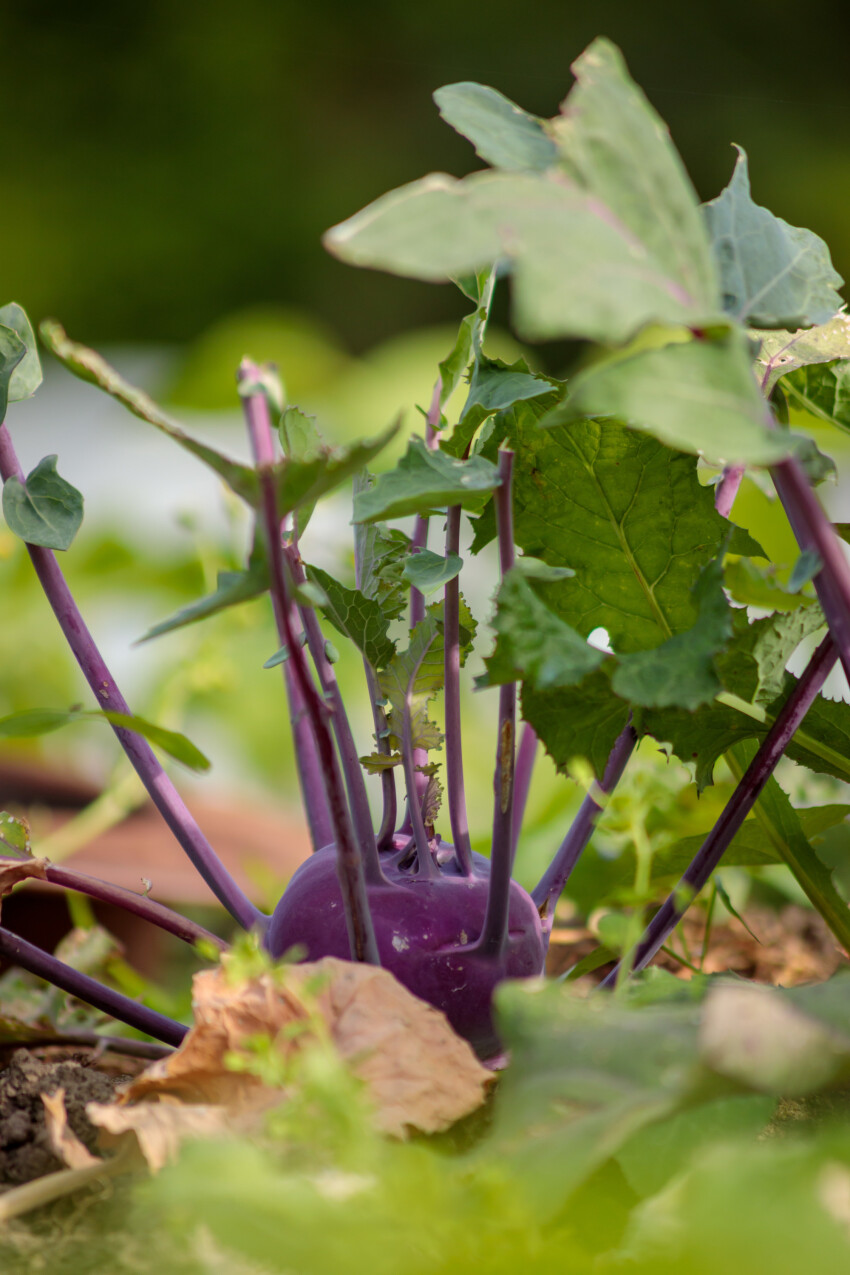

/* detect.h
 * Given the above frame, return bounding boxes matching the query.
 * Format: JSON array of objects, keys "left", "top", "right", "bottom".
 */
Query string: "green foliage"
[
  {"left": 1, "top": 454, "right": 84, "bottom": 551},
  {"left": 0, "top": 303, "right": 42, "bottom": 405},
  {"left": 352, "top": 436, "right": 501, "bottom": 522},
  {"left": 401, "top": 548, "right": 463, "bottom": 596},
  {"left": 307, "top": 564, "right": 397, "bottom": 671},
  {"left": 704, "top": 148, "right": 844, "bottom": 328},
  {"left": 0, "top": 705, "right": 210, "bottom": 772},
  {"left": 434, "top": 82, "right": 558, "bottom": 172}
]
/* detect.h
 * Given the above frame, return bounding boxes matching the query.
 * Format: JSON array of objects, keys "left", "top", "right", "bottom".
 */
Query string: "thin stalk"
[
  {"left": 239, "top": 366, "right": 379, "bottom": 965},
  {"left": 476, "top": 450, "right": 517, "bottom": 957},
  {"left": 599, "top": 633, "right": 837, "bottom": 987},
  {"left": 715, "top": 465, "right": 744, "bottom": 519},
  {"left": 531, "top": 721, "right": 637, "bottom": 938},
  {"left": 0, "top": 1032, "right": 172, "bottom": 1060},
  {"left": 353, "top": 513, "right": 397, "bottom": 853},
  {"left": 511, "top": 723, "right": 539, "bottom": 857},
  {"left": 0, "top": 1144, "right": 137, "bottom": 1225},
  {"left": 0, "top": 424, "right": 263, "bottom": 934},
  {"left": 282, "top": 628, "right": 335, "bottom": 851},
  {"left": 401, "top": 639, "right": 441, "bottom": 880},
  {"left": 6, "top": 859, "right": 227, "bottom": 950},
  {"left": 0, "top": 926, "right": 188, "bottom": 1045},
  {"left": 443, "top": 504, "right": 473, "bottom": 874},
  {"left": 286, "top": 548, "right": 384, "bottom": 883}
]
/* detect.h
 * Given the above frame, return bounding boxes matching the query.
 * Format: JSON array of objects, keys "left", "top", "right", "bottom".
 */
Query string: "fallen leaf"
[
  {"left": 41, "top": 1087, "right": 101, "bottom": 1169},
  {"left": 87, "top": 1097, "right": 235, "bottom": 1173},
  {"left": 123, "top": 957, "right": 492, "bottom": 1137},
  {"left": 0, "top": 856, "right": 48, "bottom": 915}
]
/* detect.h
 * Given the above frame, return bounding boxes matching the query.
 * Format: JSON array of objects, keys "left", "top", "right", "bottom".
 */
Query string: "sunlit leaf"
[
  {"left": 2, "top": 454, "right": 84, "bottom": 550},
  {"left": 434, "top": 81, "right": 557, "bottom": 172}
]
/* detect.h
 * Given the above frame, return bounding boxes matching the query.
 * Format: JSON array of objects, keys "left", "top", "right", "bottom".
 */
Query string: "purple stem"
[
  {"left": 6, "top": 859, "right": 228, "bottom": 950},
  {"left": 281, "top": 619, "right": 334, "bottom": 852},
  {"left": 476, "top": 450, "right": 517, "bottom": 958},
  {"left": 531, "top": 721, "right": 637, "bottom": 937},
  {"left": 0, "top": 425, "right": 263, "bottom": 934},
  {"left": 401, "top": 641, "right": 441, "bottom": 880},
  {"left": 511, "top": 723, "right": 539, "bottom": 857},
  {"left": 239, "top": 367, "right": 379, "bottom": 965},
  {"left": 0, "top": 926, "right": 188, "bottom": 1046},
  {"left": 599, "top": 633, "right": 837, "bottom": 987},
  {"left": 353, "top": 523, "right": 397, "bottom": 853},
  {"left": 286, "top": 549, "right": 384, "bottom": 883},
  {"left": 0, "top": 1033, "right": 172, "bottom": 1060},
  {"left": 443, "top": 505, "right": 473, "bottom": 875},
  {"left": 715, "top": 465, "right": 744, "bottom": 519}
]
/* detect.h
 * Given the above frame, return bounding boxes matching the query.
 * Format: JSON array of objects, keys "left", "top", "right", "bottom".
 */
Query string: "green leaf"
[
  {"left": 753, "top": 311, "right": 850, "bottom": 392},
  {"left": 279, "top": 406, "right": 323, "bottom": 535},
  {"left": 521, "top": 668, "right": 631, "bottom": 779},
  {"left": 306, "top": 564, "right": 396, "bottom": 671},
  {"left": 783, "top": 360, "right": 850, "bottom": 435},
  {"left": 0, "top": 811, "right": 32, "bottom": 858},
  {"left": 0, "top": 323, "right": 26, "bottom": 421},
  {"left": 724, "top": 556, "right": 818, "bottom": 612},
  {"left": 378, "top": 613, "right": 444, "bottom": 753},
  {"left": 461, "top": 354, "right": 557, "bottom": 422},
  {"left": 484, "top": 979, "right": 700, "bottom": 1221},
  {"left": 551, "top": 39, "right": 718, "bottom": 316},
  {"left": 0, "top": 707, "right": 210, "bottom": 772},
  {"left": 353, "top": 512, "right": 409, "bottom": 622},
  {"left": 352, "top": 436, "right": 501, "bottom": 523},
  {"left": 553, "top": 332, "right": 802, "bottom": 467},
  {"left": 481, "top": 569, "right": 605, "bottom": 690},
  {"left": 611, "top": 556, "right": 731, "bottom": 710},
  {"left": 2, "top": 454, "right": 84, "bottom": 551},
  {"left": 401, "top": 549, "right": 463, "bottom": 596},
  {"left": 0, "top": 303, "right": 42, "bottom": 403},
  {"left": 716, "top": 606, "right": 825, "bottom": 708},
  {"left": 502, "top": 413, "right": 762, "bottom": 654},
  {"left": 433, "top": 81, "right": 557, "bottom": 172},
  {"left": 703, "top": 147, "right": 844, "bottom": 328},
  {"left": 275, "top": 422, "right": 400, "bottom": 520}
]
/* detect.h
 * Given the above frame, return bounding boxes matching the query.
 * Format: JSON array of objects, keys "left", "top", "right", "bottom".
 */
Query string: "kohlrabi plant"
[{"left": 2, "top": 36, "right": 850, "bottom": 1057}]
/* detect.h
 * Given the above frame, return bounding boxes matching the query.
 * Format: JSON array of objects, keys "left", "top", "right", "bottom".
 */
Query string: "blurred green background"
[{"left": 2, "top": 0, "right": 850, "bottom": 905}]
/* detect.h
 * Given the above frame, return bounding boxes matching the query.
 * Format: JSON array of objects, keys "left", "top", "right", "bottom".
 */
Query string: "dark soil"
[{"left": 0, "top": 1048, "right": 133, "bottom": 1185}]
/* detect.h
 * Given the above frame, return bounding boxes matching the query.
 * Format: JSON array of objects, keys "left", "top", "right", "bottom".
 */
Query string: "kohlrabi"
[{"left": 2, "top": 37, "right": 850, "bottom": 1057}]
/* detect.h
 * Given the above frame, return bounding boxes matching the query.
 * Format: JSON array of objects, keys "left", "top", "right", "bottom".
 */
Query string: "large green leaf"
[
  {"left": 306, "top": 564, "right": 396, "bottom": 671},
  {"left": 2, "top": 454, "right": 84, "bottom": 551},
  {"left": 521, "top": 668, "right": 631, "bottom": 780},
  {"left": 703, "top": 148, "right": 844, "bottom": 328},
  {"left": 325, "top": 167, "right": 718, "bottom": 345},
  {"left": 554, "top": 332, "right": 801, "bottom": 467},
  {"left": 482, "top": 569, "right": 606, "bottom": 690},
  {"left": 611, "top": 557, "right": 731, "bottom": 710},
  {"left": 499, "top": 412, "right": 762, "bottom": 653},
  {"left": 0, "top": 303, "right": 42, "bottom": 403},
  {"left": 434, "top": 82, "right": 557, "bottom": 172},
  {"left": 352, "top": 435, "right": 501, "bottom": 522},
  {"left": 551, "top": 38, "right": 718, "bottom": 314},
  {"left": 753, "top": 311, "right": 850, "bottom": 392}
]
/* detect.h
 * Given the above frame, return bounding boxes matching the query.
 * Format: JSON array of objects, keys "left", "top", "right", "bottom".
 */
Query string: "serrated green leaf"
[
  {"left": 0, "top": 303, "right": 42, "bottom": 403},
  {"left": 553, "top": 332, "right": 802, "bottom": 467},
  {"left": 461, "top": 355, "right": 557, "bottom": 423},
  {"left": 783, "top": 360, "right": 850, "bottom": 436},
  {"left": 502, "top": 412, "right": 762, "bottom": 654},
  {"left": 401, "top": 549, "right": 463, "bottom": 596},
  {"left": 378, "top": 613, "right": 444, "bottom": 753},
  {"left": 306, "top": 564, "right": 396, "bottom": 671},
  {"left": 753, "top": 311, "right": 850, "bottom": 392},
  {"left": 0, "top": 323, "right": 26, "bottom": 421},
  {"left": 0, "top": 707, "right": 210, "bottom": 772},
  {"left": 521, "top": 667, "right": 631, "bottom": 779},
  {"left": 703, "top": 147, "right": 844, "bottom": 328},
  {"left": 353, "top": 510, "right": 409, "bottom": 621},
  {"left": 611, "top": 556, "right": 731, "bottom": 710},
  {"left": 724, "top": 556, "right": 817, "bottom": 612},
  {"left": 551, "top": 39, "right": 718, "bottom": 315},
  {"left": 2, "top": 454, "right": 84, "bottom": 551},
  {"left": 434, "top": 81, "right": 557, "bottom": 172},
  {"left": 352, "top": 436, "right": 501, "bottom": 523},
  {"left": 716, "top": 606, "right": 825, "bottom": 707},
  {"left": 481, "top": 569, "right": 605, "bottom": 690},
  {"left": 358, "top": 751, "right": 402, "bottom": 773}
]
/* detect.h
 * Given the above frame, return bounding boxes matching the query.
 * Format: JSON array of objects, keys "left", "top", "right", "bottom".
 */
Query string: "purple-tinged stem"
[
  {"left": 239, "top": 367, "right": 379, "bottom": 965},
  {"left": 772, "top": 455, "right": 850, "bottom": 686},
  {"left": 476, "top": 450, "right": 517, "bottom": 958},
  {"left": 600, "top": 633, "right": 837, "bottom": 987},
  {"left": 444, "top": 504, "right": 473, "bottom": 875},
  {"left": 401, "top": 641, "right": 441, "bottom": 880},
  {"left": 0, "top": 425, "right": 263, "bottom": 934},
  {"left": 511, "top": 723, "right": 539, "bottom": 857},
  {"left": 8, "top": 859, "right": 228, "bottom": 950},
  {"left": 353, "top": 521, "right": 397, "bottom": 853},
  {"left": 532, "top": 721, "right": 637, "bottom": 939},
  {"left": 715, "top": 465, "right": 744, "bottom": 519},
  {"left": 0, "top": 1033, "right": 172, "bottom": 1060},
  {"left": 286, "top": 549, "right": 384, "bottom": 883},
  {"left": 283, "top": 651, "right": 334, "bottom": 851},
  {"left": 0, "top": 926, "right": 188, "bottom": 1046}
]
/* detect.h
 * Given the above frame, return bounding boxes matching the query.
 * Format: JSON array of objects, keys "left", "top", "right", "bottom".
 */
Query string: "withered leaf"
[
  {"left": 41, "top": 1087, "right": 101, "bottom": 1170},
  {"left": 87, "top": 1098, "right": 235, "bottom": 1174}
]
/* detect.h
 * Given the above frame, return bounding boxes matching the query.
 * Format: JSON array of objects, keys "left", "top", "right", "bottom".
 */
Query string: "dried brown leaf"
[
  {"left": 87, "top": 1097, "right": 235, "bottom": 1173},
  {"left": 0, "top": 856, "right": 48, "bottom": 916},
  {"left": 41, "top": 1087, "right": 101, "bottom": 1170},
  {"left": 123, "top": 957, "right": 492, "bottom": 1137}
]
